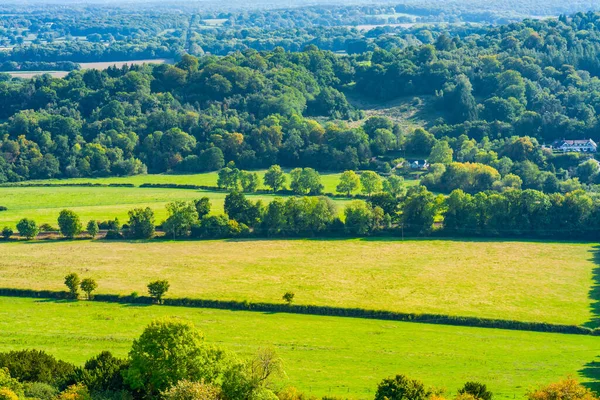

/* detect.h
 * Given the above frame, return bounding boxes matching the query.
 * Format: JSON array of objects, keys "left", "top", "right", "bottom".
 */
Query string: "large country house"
[{"left": 552, "top": 139, "right": 597, "bottom": 153}]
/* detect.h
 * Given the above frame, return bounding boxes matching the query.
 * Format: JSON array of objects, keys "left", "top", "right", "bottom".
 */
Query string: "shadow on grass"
[
  {"left": 584, "top": 246, "right": 600, "bottom": 329},
  {"left": 579, "top": 357, "right": 600, "bottom": 393}
]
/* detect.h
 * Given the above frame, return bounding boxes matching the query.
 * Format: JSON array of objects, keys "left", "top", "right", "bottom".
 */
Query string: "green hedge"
[
  {"left": 0, "top": 288, "right": 596, "bottom": 336},
  {"left": 0, "top": 183, "right": 134, "bottom": 188}
]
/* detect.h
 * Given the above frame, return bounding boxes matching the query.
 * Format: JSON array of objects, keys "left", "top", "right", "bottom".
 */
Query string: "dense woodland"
[{"left": 3, "top": 12, "right": 600, "bottom": 191}]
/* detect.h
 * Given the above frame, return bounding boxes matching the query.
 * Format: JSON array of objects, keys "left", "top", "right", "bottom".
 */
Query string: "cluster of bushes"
[
  {"left": 0, "top": 320, "right": 596, "bottom": 400},
  {"left": 0, "top": 319, "right": 289, "bottom": 400}
]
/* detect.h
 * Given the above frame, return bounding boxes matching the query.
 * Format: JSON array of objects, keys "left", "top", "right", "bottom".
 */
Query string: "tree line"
[{"left": 4, "top": 183, "right": 600, "bottom": 241}]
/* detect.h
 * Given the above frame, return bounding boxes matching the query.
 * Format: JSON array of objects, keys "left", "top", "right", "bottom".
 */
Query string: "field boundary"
[
  {"left": 1, "top": 288, "right": 597, "bottom": 336},
  {"left": 0, "top": 182, "right": 362, "bottom": 199}
]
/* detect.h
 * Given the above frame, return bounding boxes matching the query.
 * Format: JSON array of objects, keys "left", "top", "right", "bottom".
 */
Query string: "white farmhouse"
[{"left": 552, "top": 139, "right": 597, "bottom": 153}]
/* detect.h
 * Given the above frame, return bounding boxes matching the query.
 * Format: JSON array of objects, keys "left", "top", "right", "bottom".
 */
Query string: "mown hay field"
[{"left": 0, "top": 238, "right": 596, "bottom": 326}]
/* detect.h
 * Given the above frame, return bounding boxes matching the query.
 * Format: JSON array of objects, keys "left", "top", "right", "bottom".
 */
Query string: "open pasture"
[
  {"left": 14, "top": 170, "right": 347, "bottom": 193},
  {"left": 0, "top": 296, "right": 597, "bottom": 399},
  {"left": 0, "top": 238, "right": 596, "bottom": 326},
  {"left": 0, "top": 186, "right": 351, "bottom": 228}
]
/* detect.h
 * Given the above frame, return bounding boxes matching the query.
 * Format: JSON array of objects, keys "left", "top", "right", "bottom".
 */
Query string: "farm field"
[
  {"left": 6, "top": 59, "right": 174, "bottom": 78},
  {"left": 0, "top": 186, "right": 352, "bottom": 228},
  {"left": 0, "top": 238, "right": 596, "bottom": 326},
  {"left": 13, "top": 170, "right": 351, "bottom": 193},
  {"left": 0, "top": 296, "right": 598, "bottom": 399}
]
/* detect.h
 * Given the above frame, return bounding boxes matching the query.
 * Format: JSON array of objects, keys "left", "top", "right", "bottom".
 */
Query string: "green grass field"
[
  {"left": 0, "top": 238, "right": 596, "bottom": 326},
  {"left": 11, "top": 171, "right": 345, "bottom": 193},
  {"left": 0, "top": 297, "right": 597, "bottom": 399},
  {"left": 0, "top": 186, "right": 352, "bottom": 228}
]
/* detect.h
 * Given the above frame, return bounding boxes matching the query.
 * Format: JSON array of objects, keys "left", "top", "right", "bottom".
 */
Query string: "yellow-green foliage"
[
  {"left": 0, "top": 388, "right": 18, "bottom": 400},
  {"left": 162, "top": 380, "right": 220, "bottom": 400},
  {"left": 527, "top": 378, "right": 599, "bottom": 400}
]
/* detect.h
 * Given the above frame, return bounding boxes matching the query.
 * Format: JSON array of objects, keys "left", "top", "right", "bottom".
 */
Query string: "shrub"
[
  {"left": 39, "top": 223, "right": 57, "bottom": 232},
  {"left": 374, "top": 375, "right": 432, "bottom": 400},
  {"left": 104, "top": 230, "right": 123, "bottom": 240},
  {"left": 147, "top": 280, "right": 170, "bottom": 304},
  {"left": 0, "top": 350, "right": 75, "bottom": 388},
  {"left": 0, "top": 388, "right": 18, "bottom": 400},
  {"left": 80, "top": 278, "right": 98, "bottom": 300},
  {"left": 58, "top": 209, "right": 82, "bottom": 239},
  {"left": 1, "top": 227, "right": 12, "bottom": 240},
  {"left": 527, "top": 378, "right": 598, "bottom": 400},
  {"left": 0, "top": 206, "right": 7, "bottom": 212},
  {"left": 56, "top": 384, "right": 91, "bottom": 400},
  {"left": 75, "top": 352, "right": 128, "bottom": 393},
  {"left": 16, "top": 218, "right": 39, "bottom": 240},
  {"left": 162, "top": 380, "right": 220, "bottom": 400},
  {"left": 64, "top": 273, "right": 80, "bottom": 299},
  {"left": 282, "top": 292, "right": 295, "bottom": 305},
  {"left": 23, "top": 382, "right": 58, "bottom": 400},
  {"left": 86, "top": 220, "right": 99, "bottom": 239},
  {"left": 458, "top": 382, "right": 492, "bottom": 400}
]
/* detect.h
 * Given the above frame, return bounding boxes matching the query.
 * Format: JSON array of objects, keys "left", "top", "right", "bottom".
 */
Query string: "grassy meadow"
[
  {"left": 1, "top": 296, "right": 598, "bottom": 399},
  {"left": 0, "top": 186, "right": 352, "bottom": 228},
  {"left": 0, "top": 238, "right": 596, "bottom": 326},
  {"left": 10, "top": 170, "right": 347, "bottom": 193}
]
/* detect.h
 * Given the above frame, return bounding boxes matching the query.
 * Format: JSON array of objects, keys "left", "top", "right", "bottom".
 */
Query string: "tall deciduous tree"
[
  {"left": 124, "top": 318, "right": 226, "bottom": 397},
  {"left": 336, "top": 170, "right": 360, "bottom": 195},
  {"left": 263, "top": 165, "right": 286, "bottom": 192}
]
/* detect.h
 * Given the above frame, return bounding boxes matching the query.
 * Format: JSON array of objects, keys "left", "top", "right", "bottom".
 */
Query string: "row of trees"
[{"left": 5, "top": 183, "right": 600, "bottom": 241}]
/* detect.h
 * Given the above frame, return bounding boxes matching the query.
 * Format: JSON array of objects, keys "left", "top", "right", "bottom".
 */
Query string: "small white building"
[
  {"left": 410, "top": 160, "right": 429, "bottom": 170},
  {"left": 552, "top": 139, "right": 597, "bottom": 153}
]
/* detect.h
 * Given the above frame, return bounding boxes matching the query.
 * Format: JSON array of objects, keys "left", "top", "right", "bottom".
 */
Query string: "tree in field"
[
  {"left": 80, "top": 278, "right": 98, "bottom": 300},
  {"left": 64, "top": 273, "right": 80, "bottom": 299},
  {"left": 383, "top": 175, "right": 406, "bottom": 198},
  {"left": 194, "top": 197, "right": 211, "bottom": 219},
  {"left": 527, "top": 378, "right": 597, "bottom": 400},
  {"left": 147, "top": 280, "right": 170, "bottom": 304},
  {"left": 75, "top": 351, "right": 128, "bottom": 393},
  {"left": 428, "top": 141, "right": 453, "bottom": 165},
  {"left": 163, "top": 202, "right": 198, "bottom": 239},
  {"left": 282, "top": 292, "right": 295, "bottom": 305},
  {"left": 263, "top": 165, "right": 286, "bottom": 192},
  {"left": 336, "top": 170, "right": 360, "bottom": 195},
  {"left": 240, "top": 171, "right": 261, "bottom": 192},
  {"left": 217, "top": 165, "right": 241, "bottom": 191},
  {"left": 375, "top": 375, "right": 432, "bottom": 400},
  {"left": 86, "top": 220, "right": 99, "bottom": 239},
  {"left": 2, "top": 227, "right": 13, "bottom": 240},
  {"left": 16, "top": 218, "right": 39, "bottom": 240},
  {"left": 360, "top": 171, "right": 383, "bottom": 196},
  {"left": 221, "top": 347, "right": 284, "bottom": 400},
  {"left": 127, "top": 207, "right": 155, "bottom": 239},
  {"left": 401, "top": 186, "right": 440, "bottom": 235},
  {"left": 458, "top": 382, "right": 493, "bottom": 400},
  {"left": 224, "top": 192, "right": 263, "bottom": 227},
  {"left": 58, "top": 209, "right": 82, "bottom": 239},
  {"left": 124, "top": 318, "right": 226, "bottom": 397},
  {"left": 162, "top": 380, "right": 220, "bottom": 400},
  {"left": 290, "top": 168, "right": 323, "bottom": 195}
]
